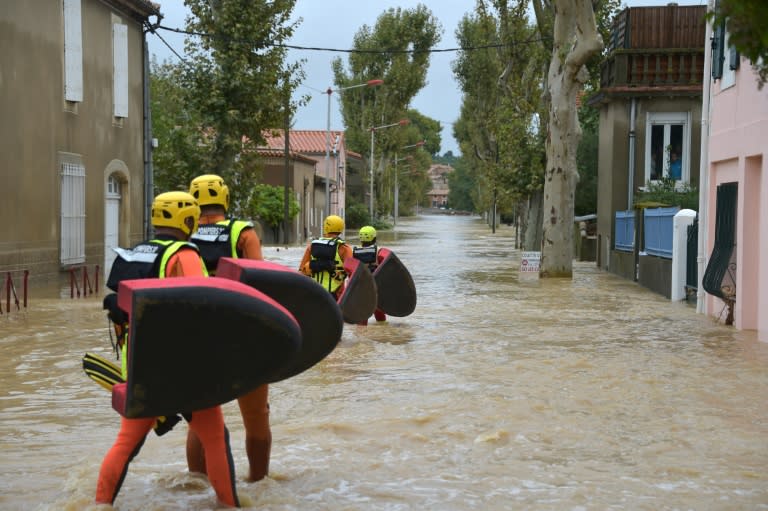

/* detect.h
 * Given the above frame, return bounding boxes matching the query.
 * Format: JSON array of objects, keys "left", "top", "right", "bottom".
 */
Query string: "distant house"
[
  {"left": 589, "top": 4, "right": 707, "bottom": 297},
  {"left": 427, "top": 164, "right": 453, "bottom": 208},
  {"left": 0, "top": 0, "right": 159, "bottom": 285},
  {"left": 261, "top": 130, "right": 364, "bottom": 238},
  {"left": 255, "top": 148, "right": 317, "bottom": 244},
  {"left": 698, "top": 15, "right": 768, "bottom": 341}
]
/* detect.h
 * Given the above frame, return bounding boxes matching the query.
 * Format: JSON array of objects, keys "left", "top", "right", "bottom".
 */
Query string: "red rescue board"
[{"left": 112, "top": 277, "right": 301, "bottom": 418}]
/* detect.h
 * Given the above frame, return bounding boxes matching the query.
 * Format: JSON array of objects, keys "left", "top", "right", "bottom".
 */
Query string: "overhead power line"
[{"left": 152, "top": 24, "right": 548, "bottom": 55}]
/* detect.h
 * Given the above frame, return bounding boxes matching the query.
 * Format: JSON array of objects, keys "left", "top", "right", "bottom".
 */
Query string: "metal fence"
[
  {"left": 615, "top": 210, "right": 635, "bottom": 252},
  {"left": 644, "top": 207, "right": 679, "bottom": 258}
]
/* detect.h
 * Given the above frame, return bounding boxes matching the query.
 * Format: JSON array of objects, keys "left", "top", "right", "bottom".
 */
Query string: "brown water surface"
[{"left": 1, "top": 214, "right": 766, "bottom": 510}]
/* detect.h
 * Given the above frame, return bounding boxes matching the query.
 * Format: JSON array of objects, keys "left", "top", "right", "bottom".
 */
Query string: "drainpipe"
[
  {"left": 627, "top": 98, "right": 637, "bottom": 208},
  {"left": 142, "top": 18, "right": 157, "bottom": 239},
  {"left": 696, "top": 0, "right": 715, "bottom": 314}
]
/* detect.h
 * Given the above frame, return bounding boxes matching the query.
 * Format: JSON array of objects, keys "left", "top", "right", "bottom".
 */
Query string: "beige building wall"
[
  {"left": 596, "top": 97, "right": 702, "bottom": 269},
  {"left": 1, "top": 0, "right": 152, "bottom": 286},
  {"left": 260, "top": 155, "right": 318, "bottom": 243}
]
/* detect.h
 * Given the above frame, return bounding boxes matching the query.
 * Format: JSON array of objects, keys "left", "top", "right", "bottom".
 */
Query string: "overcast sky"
[{"left": 148, "top": 0, "right": 706, "bottom": 157}]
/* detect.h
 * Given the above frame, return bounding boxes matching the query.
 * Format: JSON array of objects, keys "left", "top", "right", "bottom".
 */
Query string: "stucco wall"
[
  {"left": 596, "top": 96, "right": 702, "bottom": 272},
  {"left": 706, "top": 62, "right": 768, "bottom": 340},
  {"left": 0, "top": 1, "right": 147, "bottom": 285},
  {"left": 609, "top": 249, "right": 636, "bottom": 281},
  {"left": 638, "top": 254, "right": 672, "bottom": 299},
  {"left": 261, "top": 157, "right": 317, "bottom": 244}
]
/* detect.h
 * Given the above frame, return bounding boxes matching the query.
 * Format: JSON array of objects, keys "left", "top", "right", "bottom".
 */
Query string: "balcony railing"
[{"left": 601, "top": 49, "right": 704, "bottom": 89}]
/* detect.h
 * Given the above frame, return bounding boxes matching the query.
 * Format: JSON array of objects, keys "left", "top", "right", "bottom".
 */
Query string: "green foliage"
[
  {"left": 433, "top": 151, "right": 459, "bottom": 165},
  {"left": 634, "top": 178, "right": 699, "bottom": 211},
  {"left": 150, "top": 59, "right": 208, "bottom": 195},
  {"left": 575, "top": 104, "right": 598, "bottom": 216},
  {"left": 452, "top": 0, "right": 547, "bottom": 222},
  {"left": 332, "top": 5, "right": 441, "bottom": 159},
  {"left": 247, "top": 184, "right": 299, "bottom": 240},
  {"left": 709, "top": 0, "right": 768, "bottom": 88},
  {"left": 180, "top": 0, "right": 306, "bottom": 213},
  {"left": 403, "top": 109, "right": 442, "bottom": 156},
  {"left": 330, "top": 6, "right": 440, "bottom": 221},
  {"left": 344, "top": 201, "right": 371, "bottom": 229},
  {"left": 447, "top": 157, "right": 477, "bottom": 212}
]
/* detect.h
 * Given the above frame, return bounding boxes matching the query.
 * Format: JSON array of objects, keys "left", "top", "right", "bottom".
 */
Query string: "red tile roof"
[
  {"left": 256, "top": 148, "right": 318, "bottom": 166},
  {"left": 262, "top": 130, "right": 347, "bottom": 155}
]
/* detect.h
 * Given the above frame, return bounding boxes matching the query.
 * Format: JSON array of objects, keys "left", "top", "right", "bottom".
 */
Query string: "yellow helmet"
[
  {"left": 189, "top": 174, "right": 230, "bottom": 210},
  {"left": 323, "top": 215, "right": 344, "bottom": 236},
  {"left": 359, "top": 225, "right": 377, "bottom": 243},
  {"left": 151, "top": 191, "right": 200, "bottom": 236}
]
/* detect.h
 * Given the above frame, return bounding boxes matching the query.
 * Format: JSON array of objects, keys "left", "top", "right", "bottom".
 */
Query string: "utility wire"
[
  {"left": 154, "top": 24, "right": 548, "bottom": 55},
  {"left": 147, "top": 22, "right": 189, "bottom": 64}
]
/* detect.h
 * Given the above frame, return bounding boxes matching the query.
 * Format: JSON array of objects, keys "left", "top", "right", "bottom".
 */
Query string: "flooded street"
[{"left": 1, "top": 213, "right": 767, "bottom": 511}]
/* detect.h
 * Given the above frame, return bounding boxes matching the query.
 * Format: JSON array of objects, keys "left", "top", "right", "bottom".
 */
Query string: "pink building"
[{"left": 699, "top": 13, "right": 768, "bottom": 342}]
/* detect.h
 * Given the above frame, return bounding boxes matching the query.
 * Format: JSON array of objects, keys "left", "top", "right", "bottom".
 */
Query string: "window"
[
  {"left": 63, "top": 0, "right": 83, "bottom": 102},
  {"left": 61, "top": 162, "right": 86, "bottom": 265},
  {"left": 645, "top": 112, "right": 691, "bottom": 184},
  {"left": 107, "top": 175, "right": 121, "bottom": 197},
  {"left": 720, "top": 30, "right": 738, "bottom": 89},
  {"left": 113, "top": 23, "right": 128, "bottom": 118}
]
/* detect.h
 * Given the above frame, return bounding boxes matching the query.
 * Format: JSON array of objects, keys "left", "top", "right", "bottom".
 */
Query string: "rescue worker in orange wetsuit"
[
  {"left": 353, "top": 225, "right": 387, "bottom": 325},
  {"left": 96, "top": 191, "right": 240, "bottom": 508},
  {"left": 299, "top": 215, "right": 353, "bottom": 299},
  {"left": 187, "top": 174, "right": 271, "bottom": 482}
]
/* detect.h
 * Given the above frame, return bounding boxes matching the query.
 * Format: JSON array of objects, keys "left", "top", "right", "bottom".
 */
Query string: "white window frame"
[
  {"left": 63, "top": 0, "right": 83, "bottom": 102},
  {"left": 721, "top": 30, "right": 737, "bottom": 90},
  {"left": 61, "top": 162, "right": 86, "bottom": 265},
  {"left": 644, "top": 111, "right": 692, "bottom": 184},
  {"left": 113, "top": 23, "right": 129, "bottom": 118}
]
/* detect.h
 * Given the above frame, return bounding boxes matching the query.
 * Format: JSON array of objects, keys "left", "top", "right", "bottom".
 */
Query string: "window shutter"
[
  {"left": 63, "top": 0, "right": 83, "bottom": 102},
  {"left": 728, "top": 47, "right": 740, "bottom": 71},
  {"left": 711, "top": 20, "right": 725, "bottom": 80},
  {"left": 113, "top": 23, "right": 129, "bottom": 118},
  {"left": 60, "top": 162, "right": 86, "bottom": 265}
]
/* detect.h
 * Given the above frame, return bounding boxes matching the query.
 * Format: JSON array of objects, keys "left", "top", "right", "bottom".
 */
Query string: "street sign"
[{"left": 520, "top": 251, "right": 541, "bottom": 273}]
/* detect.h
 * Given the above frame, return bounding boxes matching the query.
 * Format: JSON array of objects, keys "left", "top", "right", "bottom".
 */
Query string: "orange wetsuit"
[
  {"left": 96, "top": 244, "right": 239, "bottom": 507},
  {"left": 186, "top": 213, "right": 271, "bottom": 482}
]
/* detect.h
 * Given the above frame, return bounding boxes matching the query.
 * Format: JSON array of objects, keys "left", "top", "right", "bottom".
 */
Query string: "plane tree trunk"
[{"left": 541, "top": 0, "right": 602, "bottom": 278}]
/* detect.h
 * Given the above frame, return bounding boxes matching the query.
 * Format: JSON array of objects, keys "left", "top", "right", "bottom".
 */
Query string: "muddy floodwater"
[{"left": 1, "top": 214, "right": 767, "bottom": 511}]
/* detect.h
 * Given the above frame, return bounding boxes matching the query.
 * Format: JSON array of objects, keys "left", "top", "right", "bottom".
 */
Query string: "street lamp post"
[
  {"left": 369, "top": 119, "right": 409, "bottom": 220},
  {"left": 393, "top": 140, "right": 425, "bottom": 228},
  {"left": 324, "top": 79, "right": 383, "bottom": 218}
]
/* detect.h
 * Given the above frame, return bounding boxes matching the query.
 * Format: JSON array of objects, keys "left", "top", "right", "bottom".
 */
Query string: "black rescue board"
[
  {"left": 111, "top": 277, "right": 301, "bottom": 418},
  {"left": 373, "top": 247, "right": 417, "bottom": 317},
  {"left": 216, "top": 257, "right": 343, "bottom": 383},
  {"left": 336, "top": 257, "right": 377, "bottom": 324}
]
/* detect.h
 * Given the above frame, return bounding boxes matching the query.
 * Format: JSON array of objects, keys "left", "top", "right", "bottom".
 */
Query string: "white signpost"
[{"left": 520, "top": 251, "right": 541, "bottom": 275}]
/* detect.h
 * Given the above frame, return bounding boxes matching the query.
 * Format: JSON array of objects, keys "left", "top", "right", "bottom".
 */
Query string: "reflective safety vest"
[
  {"left": 190, "top": 218, "right": 253, "bottom": 273},
  {"left": 105, "top": 238, "right": 207, "bottom": 377},
  {"left": 353, "top": 244, "right": 378, "bottom": 272},
  {"left": 107, "top": 239, "right": 205, "bottom": 291},
  {"left": 309, "top": 237, "right": 345, "bottom": 293}
]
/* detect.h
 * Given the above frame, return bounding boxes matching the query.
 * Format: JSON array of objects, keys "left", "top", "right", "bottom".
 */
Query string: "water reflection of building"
[{"left": 426, "top": 164, "right": 453, "bottom": 209}]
